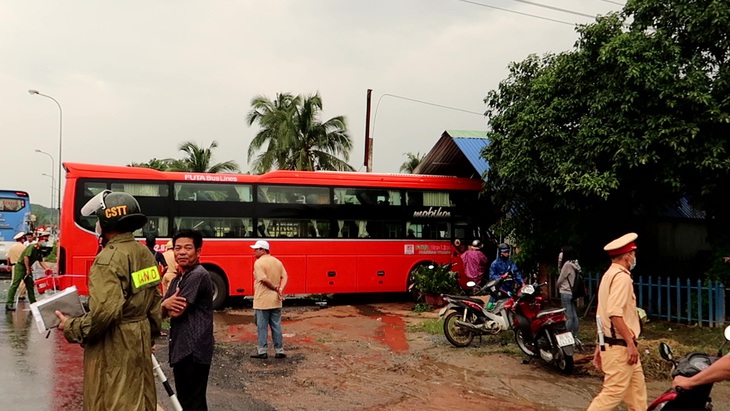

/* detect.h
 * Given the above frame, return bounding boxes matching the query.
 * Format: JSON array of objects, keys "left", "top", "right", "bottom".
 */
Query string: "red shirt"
[{"left": 461, "top": 249, "right": 488, "bottom": 280}]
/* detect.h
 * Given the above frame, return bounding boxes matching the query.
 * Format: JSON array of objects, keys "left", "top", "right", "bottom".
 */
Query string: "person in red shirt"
[{"left": 461, "top": 240, "right": 489, "bottom": 287}]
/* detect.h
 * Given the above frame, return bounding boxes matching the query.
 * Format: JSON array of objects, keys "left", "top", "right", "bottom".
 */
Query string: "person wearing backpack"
[{"left": 556, "top": 245, "right": 582, "bottom": 347}]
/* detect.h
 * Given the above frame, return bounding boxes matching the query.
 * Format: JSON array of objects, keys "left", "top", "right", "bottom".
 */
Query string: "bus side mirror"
[{"left": 724, "top": 325, "right": 730, "bottom": 342}]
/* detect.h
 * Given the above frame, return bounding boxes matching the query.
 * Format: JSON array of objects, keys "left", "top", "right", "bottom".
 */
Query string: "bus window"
[
  {"left": 257, "top": 218, "right": 329, "bottom": 238},
  {"left": 174, "top": 217, "right": 252, "bottom": 238},
  {"left": 83, "top": 182, "right": 107, "bottom": 197},
  {"left": 333, "top": 188, "right": 401, "bottom": 206},
  {"left": 110, "top": 183, "right": 169, "bottom": 197},
  {"left": 0, "top": 198, "right": 25, "bottom": 211},
  {"left": 257, "top": 186, "right": 329, "bottom": 205},
  {"left": 174, "top": 183, "right": 252, "bottom": 202},
  {"left": 406, "top": 191, "right": 451, "bottom": 207},
  {"left": 360, "top": 221, "right": 403, "bottom": 239},
  {"left": 407, "top": 222, "right": 451, "bottom": 239},
  {"left": 135, "top": 217, "right": 169, "bottom": 238}
]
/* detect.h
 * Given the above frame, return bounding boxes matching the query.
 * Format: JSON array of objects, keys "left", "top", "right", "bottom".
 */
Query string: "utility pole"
[{"left": 364, "top": 89, "right": 373, "bottom": 172}]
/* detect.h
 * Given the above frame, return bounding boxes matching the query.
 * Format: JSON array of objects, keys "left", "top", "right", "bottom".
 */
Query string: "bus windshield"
[{"left": 0, "top": 190, "right": 32, "bottom": 264}]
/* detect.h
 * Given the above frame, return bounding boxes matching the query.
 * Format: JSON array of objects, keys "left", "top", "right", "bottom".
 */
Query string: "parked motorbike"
[
  {"left": 648, "top": 325, "right": 730, "bottom": 410},
  {"left": 439, "top": 275, "right": 516, "bottom": 348},
  {"left": 512, "top": 282, "right": 575, "bottom": 373}
]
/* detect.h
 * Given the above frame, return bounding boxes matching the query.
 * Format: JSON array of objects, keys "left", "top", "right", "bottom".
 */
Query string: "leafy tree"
[
  {"left": 400, "top": 152, "right": 425, "bottom": 173},
  {"left": 247, "top": 92, "right": 354, "bottom": 173},
  {"left": 482, "top": 0, "right": 730, "bottom": 271},
  {"left": 167, "top": 141, "right": 240, "bottom": 173},
  {"left": 128, "top": 158, "right": 175, "bottom": 171}
]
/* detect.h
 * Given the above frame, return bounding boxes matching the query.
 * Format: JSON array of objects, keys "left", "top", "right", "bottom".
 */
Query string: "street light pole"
[
  {"left": 35, "top": 149, "right": 55, "bottom": 225},
  {"left": 41, "top": 173, "right": 55, "bottom": 223},
  {"left": 28, "top": 90, "right": 63, "bottom": 227}
]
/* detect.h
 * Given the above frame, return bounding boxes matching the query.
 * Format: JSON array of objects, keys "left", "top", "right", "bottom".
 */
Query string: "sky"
[{"left": 0, "top": 0, "right": 621, "bottom": 208}]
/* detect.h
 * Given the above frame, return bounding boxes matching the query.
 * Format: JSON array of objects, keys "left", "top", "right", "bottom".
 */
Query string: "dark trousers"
[{"left": 173, "top": 355, "right": 211, "bottom": 411}]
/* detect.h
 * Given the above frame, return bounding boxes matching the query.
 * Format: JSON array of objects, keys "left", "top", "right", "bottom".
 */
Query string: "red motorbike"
[
  {"left": 512, "top": 282, "right": 575, "bottom": 373},
  {"left": 648, "top": 325, "right": 730, "bottom": 410}
]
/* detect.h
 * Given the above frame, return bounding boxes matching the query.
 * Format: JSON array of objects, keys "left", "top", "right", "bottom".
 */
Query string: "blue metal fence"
[{"left": 586, "top": 273, "right": 726, "bottom": 327}]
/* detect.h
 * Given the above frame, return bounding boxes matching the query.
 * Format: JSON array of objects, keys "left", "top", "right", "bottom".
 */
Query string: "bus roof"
[{"left": 63, "top": 163, "right": 483, "bottom": 191}]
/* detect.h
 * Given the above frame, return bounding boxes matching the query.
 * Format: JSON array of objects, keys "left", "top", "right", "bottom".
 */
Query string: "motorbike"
[
  {"left": 439, "top": 275, "right": 516, "bottom": 348},
  {"left": 512, "top": 282, "right": 575, "bottom": 373},
  {"left": 648, "top": 325, "right": 730, "bottom": 410}
]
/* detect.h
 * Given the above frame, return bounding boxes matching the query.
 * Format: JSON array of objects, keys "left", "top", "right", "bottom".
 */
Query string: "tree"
[
  {"left": 167, "top": 141, "right": 239, "bottom": 173},
  {"left": 247, "top": 92, "right": 354, "bottom": 173},
  {"left": 399, "top": 152, "right": 425, "bottom": 173},
  {"left": 482, "top": 0, "right": 730, "bottom": 270},
  {"left": 128, "top": 158, "right": 175, "bottom": 171}
]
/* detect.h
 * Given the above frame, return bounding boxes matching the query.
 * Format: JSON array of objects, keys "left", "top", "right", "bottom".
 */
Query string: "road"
[{"left": 2, "top": 282, "right": 730, "bottom": 410}]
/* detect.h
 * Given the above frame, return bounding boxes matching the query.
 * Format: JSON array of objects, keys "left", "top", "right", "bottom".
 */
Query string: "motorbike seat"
[
  {"left": 443, "top": 294, "right": 486, "bottom": 305},
  {"left": 536, "top": 308, "right": 566, "bottom": 318}
]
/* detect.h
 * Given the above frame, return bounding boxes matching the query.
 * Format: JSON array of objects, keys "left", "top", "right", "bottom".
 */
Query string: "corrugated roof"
[
  {"left": 413, "top": 130, "right": 490, "bottom": 180},
  {"left": 452, "top": 137, "right": 490, "bottom": 177},
  {"left": 634, "top": 197, "right": 706, "bottom": 220}
]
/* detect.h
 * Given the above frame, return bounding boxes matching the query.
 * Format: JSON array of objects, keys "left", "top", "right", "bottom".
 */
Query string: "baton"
[
  {"left": 596, "top": 315, "right": 606, "bottom": 352},
  {"left": 152, "top": 354, "right": 183, "bottom": 411}
]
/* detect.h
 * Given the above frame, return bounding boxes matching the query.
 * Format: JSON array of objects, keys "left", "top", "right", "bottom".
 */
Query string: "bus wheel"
[{"left": 209, "top": 270, "right": 228, "bottom": 310}]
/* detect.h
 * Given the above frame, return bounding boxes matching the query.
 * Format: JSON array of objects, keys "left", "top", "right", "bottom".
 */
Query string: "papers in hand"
[{"left": 30, "top": 286, "right": 86, "bottom": 333}]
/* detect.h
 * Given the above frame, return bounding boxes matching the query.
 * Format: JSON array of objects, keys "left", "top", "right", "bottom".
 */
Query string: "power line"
[
  {"left": 598, "top": 0, "right": 624, "bottom": 6},
  {"left": 370, "top": 93, "right": 483, "bottom": 141},
  {"left": 455, "top": 0, "right": 578, "bottom": 26},
  {"left": 376, "top": 94, "right": 484, "bottom": 117},
  {"left": 506, "top": 0, "right": 597, "bottom": 19}
]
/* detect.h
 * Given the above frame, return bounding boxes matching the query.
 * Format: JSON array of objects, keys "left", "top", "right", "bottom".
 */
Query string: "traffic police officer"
[
  {"left": 5, "top": 232, "right": 53, "bottom": 310},
  {"left": 587, "top": 233, "right": 646, "bottom": 411},
  {"left": 55, "top": 190, "right": 162, "bottom": 411}
]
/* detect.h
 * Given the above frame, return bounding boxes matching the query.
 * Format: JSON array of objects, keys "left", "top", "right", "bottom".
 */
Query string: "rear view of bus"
[{"left": 0, "top": 190, "right": 32, "bottom": 269}]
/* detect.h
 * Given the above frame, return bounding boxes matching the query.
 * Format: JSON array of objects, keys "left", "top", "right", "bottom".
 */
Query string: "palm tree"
[
  {"left": 247, "top": 92, "right": 354, "bottom": 173},
  {"left": 400, "top": 152, "right": 425, "bottom": 173},
  {"left": 168, "top": 141, "right": 240, "bottom": 173}
]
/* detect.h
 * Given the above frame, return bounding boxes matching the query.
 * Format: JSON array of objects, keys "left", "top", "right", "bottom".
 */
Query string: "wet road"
[{"left": 0, "top": 279, "right": 85, "bottom": 411}]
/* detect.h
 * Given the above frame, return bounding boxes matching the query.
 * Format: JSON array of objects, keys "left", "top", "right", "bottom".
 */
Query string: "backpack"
[{"left": 569, "top": 268, "right": 587, "bottom": 302}]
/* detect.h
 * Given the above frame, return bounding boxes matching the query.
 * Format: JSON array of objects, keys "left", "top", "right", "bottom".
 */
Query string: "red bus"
[{"left": 56, "top": 163, "right": 493, "bottom": 309}]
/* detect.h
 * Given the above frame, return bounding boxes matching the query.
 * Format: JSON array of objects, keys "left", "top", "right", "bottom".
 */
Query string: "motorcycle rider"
[
  {"left": 672, "top": 345, "right": 730, "bottom": 391},
  {"left": 489, "top": 243, "right": 524, "bottom": 292}
]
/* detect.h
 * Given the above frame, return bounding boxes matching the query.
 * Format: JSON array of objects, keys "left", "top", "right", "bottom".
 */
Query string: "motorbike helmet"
[
  {"left": 498, "top": 243, "right": 511, "bottom": 253},
  {"left": 471, "top": 239, "right": 483, "bottom": 248},
  {"left": 81, "top": 190, "right": 147, "bottom": 234}
]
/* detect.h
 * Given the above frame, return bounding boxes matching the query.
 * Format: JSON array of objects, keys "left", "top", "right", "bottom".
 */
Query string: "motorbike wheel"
[
  {"left": 443, "top": 311, "right": 475, "bottom": 347},
  {"left": 553, "top": 348, "right": 574, "bottom": 374},
  {"left": 514, "top": 329, "right": 536, "bottom": 356},
  {"left": 549, "top": 334, "right": 574, "bottom": 374}
]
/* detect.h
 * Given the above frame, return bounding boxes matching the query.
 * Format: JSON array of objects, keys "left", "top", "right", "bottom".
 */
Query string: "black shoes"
[
  {"left": 5, "top": 306, "right": 15, "bottom": 312},
  {"left": 250, "top": 353, "right": 286, "bottom": 359}
]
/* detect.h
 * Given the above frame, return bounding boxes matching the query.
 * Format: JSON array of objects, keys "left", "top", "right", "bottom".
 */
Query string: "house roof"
[{"left": 413, "top": 130, "right": 489, "bottom": 180}]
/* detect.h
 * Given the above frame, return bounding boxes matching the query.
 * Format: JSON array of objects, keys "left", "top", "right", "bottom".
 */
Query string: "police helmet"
[{"left": 81, "top": 190, "right": 147, "bottom": 233}]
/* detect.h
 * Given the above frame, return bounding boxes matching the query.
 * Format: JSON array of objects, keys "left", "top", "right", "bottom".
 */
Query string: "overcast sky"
[{"left": 1, "top": 0, "right": 619, "bottom": 208}]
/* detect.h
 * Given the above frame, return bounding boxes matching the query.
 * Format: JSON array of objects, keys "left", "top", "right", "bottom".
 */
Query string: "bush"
[{"left": 411, "top": 264, "right": 459, "bottom": 295}]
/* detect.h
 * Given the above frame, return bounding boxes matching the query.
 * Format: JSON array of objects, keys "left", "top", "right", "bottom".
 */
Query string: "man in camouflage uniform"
[
  {"left": 5, "top": 232, "right": 53, "bottom": 310},
  {"left": 56, "top": 190, "right": 162, "bottom": 411}
]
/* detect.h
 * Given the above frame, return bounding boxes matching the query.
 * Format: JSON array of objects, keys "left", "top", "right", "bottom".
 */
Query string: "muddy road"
[{"left": 3, "top": 283, "right": 730, "bottom": 410}]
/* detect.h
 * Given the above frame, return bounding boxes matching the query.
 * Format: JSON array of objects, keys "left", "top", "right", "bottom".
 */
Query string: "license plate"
[
  {"left": 438, "top": 307, "right": 448, "bottom": 317},
  {"left": 555, "top": 332, "right": 575, "bottom": 347}
]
